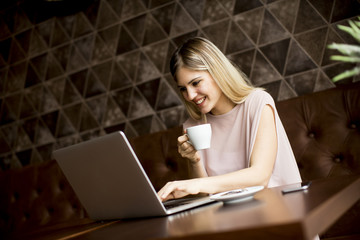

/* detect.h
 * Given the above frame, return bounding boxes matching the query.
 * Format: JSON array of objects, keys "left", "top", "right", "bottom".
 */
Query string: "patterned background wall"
[{"left": 0, "top": 0, "right": 359, "bottom": 171}]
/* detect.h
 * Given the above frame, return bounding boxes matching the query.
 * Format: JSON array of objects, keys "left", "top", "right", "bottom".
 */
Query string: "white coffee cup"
[{"left": 186, "top": 123, "right": 212, "bottom": 150}]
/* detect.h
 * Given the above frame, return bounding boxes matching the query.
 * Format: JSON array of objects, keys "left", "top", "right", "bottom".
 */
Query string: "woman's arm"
[
  {"left": 158, "top": 105, "right": 277, "bottom": 201},
  {"left": 177, "top": 132, "right": 208, "bottom": 178}
]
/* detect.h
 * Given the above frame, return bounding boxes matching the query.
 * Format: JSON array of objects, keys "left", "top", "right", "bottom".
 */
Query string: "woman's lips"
[{"left": 195, "top": 97, "right": 206, "bottom": 106}]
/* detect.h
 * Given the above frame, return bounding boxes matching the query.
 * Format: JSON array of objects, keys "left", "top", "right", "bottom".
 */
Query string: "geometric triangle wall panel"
[
  {"left": 322, "top": 27, "right": 345, "bottom": 67},
  {"left": 143, "top": 14, "right": 167, "bottom": 46},
  {"left": 86, "top": 95, "right": 107, "bottom": 124},
  {"left": 92, "top": 35, "right": 113, "bottom": 64},
  {"left": 137, "top": 78, "right": 161, "bottom": 108},
  {"left": 123, "top": 14, "right": 146, "bottom": 46},
  {"left": 92, "top": 60, "right": 113, "bottom": 89},
  {"left": 121, "top": 0, "right": 146, "bottom": 20},
  {"left": 228, "top": 49, "right": 256, "bottom": 78},
  {"left": 102, "top": 96, "right": 126, "bottom": 127},
  {"left": 0, "top": 0, "right": 359, "bottom": 170},
  {"left": 116, "top": 26, "right": 139, "bottom": 55},
  {"left": 79, "top": 104, "right": 99, "bottom": 132},
  {"left": 98, "top": 24, "right": 120, "bottom": 55},
  {"left": 170, "top": 3, "right": 197, "bottom": 36},
  {"left": 110, "top": 61, "right": 132, "bottom": 90},
  {"left": 267, "top": 0, "right": 298, "bottom": 33},
  {"left": 74, "top": 12, "right": 94, "bottom": 38},
  {"left": 62, "top": 78, "right": 82, "bottom": 105},
  {"left": 259, "top": 10, "right": 289, "bottom": 45},
  {"left": 136, "top": 53, "right": 161, "bottom": 84},
  {"left": 277, "top": 80, "right": 297, "bottom": 101},
  {"left": 51, "top": 21, "right": 70, "bottom": 47},
  {"left": 285, "top": 40, "right": 317, "bottom": 76},
  {"left": 260, "top": 38, "right": 290, "bottom": 75},
  {"left": 331, "top": 0, "right": 360, "bottom": 23},
  {"left": 233, "top": 0, "right": 263, "bottom": 15},
  {"left": 234, "top": 7, "right": 264, "bottom": 44},
  {"left": 251, "top": 51, "right": 282, "bottom": 86},
  {"left": 308, "top": 0, "right": 334, "bottom": 22},
  {"left": 151, "top": 2, "right": 176, "bottom": 34},
  {"left": 130, "top": 115, "right": 153, "bottom": 136},
  {"left": 97, "top": 0, "right": 118, "bottom": 30},
  {"left": 156, "top": 79, "right": 183, "bottom": 111},
  {"left": 69, "top": 69, "right": 88, "bottom": 97},
  {"left": 285, "top": 69, "right": 318, "bottom": 96},
  {"left": 112, "top": 88, "right": 132, "bottom": 117},
  {"left": 57, "top": 112, "right": 76, "bottom": 137},
  {"left": 295, "top": 27, "right": 328, "bottom": 65},
  {"left": 294, "top": 0, "right": 326, "bottom": 34},
  {"left": 201, "top": 0, "right": 228, "bottom": 27},
  {"left": 226, "top": 21, "right": 253, "bottom": 54},
  {"left": 143, "top": 40, "right": 169, "bottom": 73},
  {"left": 84, "top": 71, "right": 106, "bottom": 98},
  {"left": 202, "top": 19, "right": 231, "bottom": 52},
  {"left": 64, "top": 103, "right": 82, "bottom": 130},
  {"left": 128, "top": 88, "right": 153, "bottom": 119},
  {"left": 117, "top": 50, "right": 140, "bottom": 80}
]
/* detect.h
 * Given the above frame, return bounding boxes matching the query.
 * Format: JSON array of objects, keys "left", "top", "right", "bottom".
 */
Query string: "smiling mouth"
[{"left": 195, "top": 97, "right": 206, "bottom": 105}]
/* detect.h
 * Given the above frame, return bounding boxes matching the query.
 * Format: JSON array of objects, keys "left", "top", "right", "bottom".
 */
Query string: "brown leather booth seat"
[
  {"left": 0, "top": 82, "right": 359, "bottom": 239},
  {"left": 0, "top": 160, "right": 87, "bottom": 238},
  {"left": 129, "top": 126, "right": 190, "bottom": 191},
  {"left": 276, "top": 82, "right": 360, "bottom": 180},
  {"left": 0, "top": 127, "right": 191, "bottom": 238}
]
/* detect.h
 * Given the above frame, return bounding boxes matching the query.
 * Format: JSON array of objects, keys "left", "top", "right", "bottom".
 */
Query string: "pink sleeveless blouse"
[{"left": 184, "top": 90, "right": 301, "bottom": 187}]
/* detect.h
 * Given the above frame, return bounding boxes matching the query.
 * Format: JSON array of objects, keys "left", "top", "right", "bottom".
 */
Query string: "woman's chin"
[{"left": 199, "top": 107, "right": 211, "bottom": 115}]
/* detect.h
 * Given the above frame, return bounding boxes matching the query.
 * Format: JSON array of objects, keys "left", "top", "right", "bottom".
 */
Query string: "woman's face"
[{"left": 176, "top": 67, "right": 234, "bottom": 115}]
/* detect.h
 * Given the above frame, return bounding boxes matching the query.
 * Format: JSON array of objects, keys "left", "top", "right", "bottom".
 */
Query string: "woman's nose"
[{"left": 186, "top": 88, "right": 196, "bottom": 101}]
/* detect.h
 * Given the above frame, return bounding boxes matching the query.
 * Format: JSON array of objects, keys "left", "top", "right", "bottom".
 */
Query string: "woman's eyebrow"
[{"left": 177, "top": 76, "right": 201, "bottom": 88}]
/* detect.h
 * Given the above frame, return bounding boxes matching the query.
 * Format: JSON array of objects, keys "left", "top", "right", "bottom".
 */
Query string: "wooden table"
[{"left": 20, "top": 175, "right": 360, "bottom": 240}]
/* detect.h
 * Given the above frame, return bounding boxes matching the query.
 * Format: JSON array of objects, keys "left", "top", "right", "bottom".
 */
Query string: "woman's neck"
[{"left": 210, "top": 95, "right": 236, "bottom": 115}]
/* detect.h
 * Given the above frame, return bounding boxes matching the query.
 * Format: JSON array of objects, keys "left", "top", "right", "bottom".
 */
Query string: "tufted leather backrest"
[
  {"left": 0, "top": 160, "right": 86, "bottom": 236},
  {"left": 0, "top": 127, "right": 189, "bottom": 236},
  {"left": 276, "top": 82, "right": 360, "bottom": 181},
  {"left": 129, "top": 126, "right": 190, "bottom": 191}
]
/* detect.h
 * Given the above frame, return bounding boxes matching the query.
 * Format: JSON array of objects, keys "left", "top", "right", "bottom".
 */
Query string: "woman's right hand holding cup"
[{"left": 177, "top": 131, "right": 201, "bottom": 164}]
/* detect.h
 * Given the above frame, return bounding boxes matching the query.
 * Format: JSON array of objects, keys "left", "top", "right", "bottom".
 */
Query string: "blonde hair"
[{"left": 170, "top": 37, "right": 258, "bottom": 120}]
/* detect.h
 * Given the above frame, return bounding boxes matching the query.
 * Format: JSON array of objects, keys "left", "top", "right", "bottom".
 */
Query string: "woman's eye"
[{"left": 192, "top": 80, "right": 201, "bottom": 87}]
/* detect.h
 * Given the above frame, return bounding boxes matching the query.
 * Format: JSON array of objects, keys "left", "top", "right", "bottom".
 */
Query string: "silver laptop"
[{"left": 53, "top": 131, "right": 215, "bottom": 220}]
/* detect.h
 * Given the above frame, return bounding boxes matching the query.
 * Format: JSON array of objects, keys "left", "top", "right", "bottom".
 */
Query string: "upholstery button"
[
  {"left": 32, "top": 189, "right": 39, "bottom": 199},
  {"left": 334, "top": 157, "right": 342, "bottom": 163},
  {"left": 350, "top": 123, "right": 356, "bottom": 129},
  {"left": 308, "top": 133, "right": 315, "bottom": 138},
  {"left": 48, "top": 207, "right": 55, "bottom": 214},
  {"left": 13, "top": 192, "right": 20, "bottom": 201}
]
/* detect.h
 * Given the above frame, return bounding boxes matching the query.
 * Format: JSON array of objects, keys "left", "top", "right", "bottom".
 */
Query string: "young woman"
[{"left": 157, "top": 37, "right": 301, "bottom": 202}]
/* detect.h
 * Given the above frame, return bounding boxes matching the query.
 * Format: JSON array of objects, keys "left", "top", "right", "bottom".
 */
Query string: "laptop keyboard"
[{"left": 163, "top": 197, "right": 200, "bottom": 210}]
